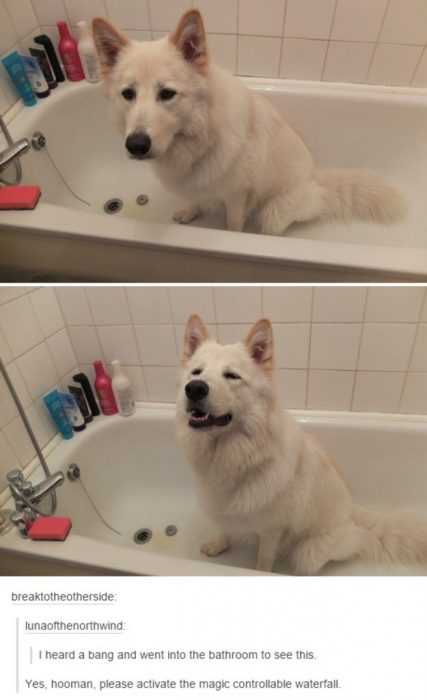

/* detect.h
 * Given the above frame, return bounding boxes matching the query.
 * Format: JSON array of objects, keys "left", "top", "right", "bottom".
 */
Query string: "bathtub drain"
[
  {"left": 104, "top": 198, "right": 123, "bottom": 215},
  {"left": 134, "top": 528, "right": 152, "bottom": 545}
]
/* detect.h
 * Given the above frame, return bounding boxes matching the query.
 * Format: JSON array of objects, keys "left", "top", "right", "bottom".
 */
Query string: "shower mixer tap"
[
  {"left": 7, "top": 468, "right": 65, "bottom": 535},
  {"left": 0, "top": 115, "right": 31, "bottom": 184}
]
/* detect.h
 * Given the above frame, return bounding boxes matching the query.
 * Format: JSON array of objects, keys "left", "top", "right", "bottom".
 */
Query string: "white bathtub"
[
  {"left": 1, "top": 403, "right": 427, "bottom": 576},
  {"left": 1, "top": 79, "right": 427, "bottom": 282}
]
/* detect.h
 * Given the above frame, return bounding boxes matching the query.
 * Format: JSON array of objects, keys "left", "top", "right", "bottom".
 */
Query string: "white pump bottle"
[
  {"left": 77, "top": 20, "right": 100, "bottom": 83},
  {"left": 111, "top": 360, "right": 136, "bottom": 417}
]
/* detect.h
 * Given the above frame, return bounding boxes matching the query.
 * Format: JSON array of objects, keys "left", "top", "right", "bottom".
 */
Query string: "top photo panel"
[{"left": 0, "top": 0, "right": 426, "bottom": 283}]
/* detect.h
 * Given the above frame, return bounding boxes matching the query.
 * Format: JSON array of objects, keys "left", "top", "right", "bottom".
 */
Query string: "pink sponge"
[
  {"left": 27, "top": 516, "right": 72, "bottom": 541},
  {"left": 0, "top": 185, "right": 41, "bottom": 210}
]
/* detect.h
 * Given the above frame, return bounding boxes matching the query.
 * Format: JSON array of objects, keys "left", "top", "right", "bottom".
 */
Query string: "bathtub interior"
[
  {"left": 13, "top": 81, "right": 427, "bottom": 249},
  {"left": 27, "top": 410, "right": 427, "bottom": 576}
]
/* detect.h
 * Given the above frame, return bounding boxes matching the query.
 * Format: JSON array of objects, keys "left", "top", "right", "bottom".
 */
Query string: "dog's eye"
[
  {"left": 224, "top": 371, "right": 241, "bottom": 380},
  {"left": 191, "top": 368, "right": 203, "bottom": 376},
  {"left": 158, "top": 88, "right": 177, "bottom": 101},
  {"left": 122, "top": 88, "right": 136, "bottom": 101}
]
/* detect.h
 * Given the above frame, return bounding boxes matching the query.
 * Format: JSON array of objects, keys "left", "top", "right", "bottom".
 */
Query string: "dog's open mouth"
[{"left": 188, "top": 409, "right": 232, "bottom": 429}]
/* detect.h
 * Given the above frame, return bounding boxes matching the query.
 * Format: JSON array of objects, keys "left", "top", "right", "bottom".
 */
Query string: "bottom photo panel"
[{"left": 0, "top": 284, "right": 426, "bottom": 577}]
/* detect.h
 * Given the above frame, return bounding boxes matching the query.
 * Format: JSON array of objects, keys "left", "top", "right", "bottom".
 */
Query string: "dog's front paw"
[
  {"left": 201, "top": 536, "right": 230, "bottom": 557},
  {"left": 173, "top": 206, "right": 200, "bottom": 224}
]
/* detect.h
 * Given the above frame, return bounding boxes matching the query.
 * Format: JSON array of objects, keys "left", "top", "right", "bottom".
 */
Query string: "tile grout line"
[
  {"left": 2, "top": 292, "right": 66, "bottom": 444},
  {"left": 366, "top": 0, "right": 391, "bottom": 82},
  {"left": 397, "top": 289, "right": 427, "bottom": 412},
  {"left": 84, "top": 287, "right": 107, "bottom": 366},
  {"left": 53, "top": 287, "right": 79, "bottom": 374},
  {"left": 145, "top": 0, "right": 154, "bottom": 40},
  {"left": 211, "top": 286, "right": 219, "bottom": 341},
  {"left": 235, "top": 0, "right": 240, "bottom": 76},
  {"left": 320, "top": 0, "right": 339, "bottom": 81},
  {"left": 166, "top": 287, "right": 181, "bottom": 371},
  {"left": 277, "top": 0, "right": 288, "bottom": 79},
  {"left": 304, "top": 286, "right": 315, "bottom": 409},
  {"left": 123, "top": 287, "right": 150, "bottom": 400},
  {"left": 349, "top": 287, "right": 369, "bottom": 410},
  {"left": 410, "top": 44, "right": 426, "bottom": 85}
]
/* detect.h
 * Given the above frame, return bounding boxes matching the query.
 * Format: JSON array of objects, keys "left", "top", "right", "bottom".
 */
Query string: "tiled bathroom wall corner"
[
  {"left": 2, "top": 0, "right": 427, "bottom": 116},
  {"left": 0, "top": 0, "right": 40, "bottom": 116},
  {"left": 0, "top": 286, "right": 78, "bottom": 491}
]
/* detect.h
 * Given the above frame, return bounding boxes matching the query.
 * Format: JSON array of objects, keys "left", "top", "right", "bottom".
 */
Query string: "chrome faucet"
[
  {"left": 0, "top": 115, "right": 31, "bottom": 185},
  {"left": 0, "top": 137, "right": 31, "bottom": 172},
  {"left": 7, "top": 468, "right": 65, "bottom": 537}
]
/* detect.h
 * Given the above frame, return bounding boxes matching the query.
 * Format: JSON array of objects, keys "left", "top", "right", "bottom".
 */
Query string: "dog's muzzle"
[{"left": 185, "top": 381, "right": 232, "bottom": 429}]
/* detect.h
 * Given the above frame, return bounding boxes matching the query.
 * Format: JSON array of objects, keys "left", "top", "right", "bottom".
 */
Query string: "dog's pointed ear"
[
  {"left": 245, "top": 319, "right": 274, "bottom": 370},
  {"left": 183, "top": 315, "right": 209, "bottom": 363},
  {"left": 170, "top": 10, "right": 208, "bottom": 72},
  {"left": 92, "top": 17, "right": 129, "bottom": 76}
]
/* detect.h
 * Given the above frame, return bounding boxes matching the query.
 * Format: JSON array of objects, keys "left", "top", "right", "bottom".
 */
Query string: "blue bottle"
[
  {"left": 2, "top": 51, "right": 37, "bottom": 107},
  {"left": 43, "top": 389, "right": 74, "bottom": 439}
]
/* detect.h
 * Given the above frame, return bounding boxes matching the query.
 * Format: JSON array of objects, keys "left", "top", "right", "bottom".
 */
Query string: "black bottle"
[
  {"left": 29, "top": 48, "right": 57, "bottom": 90},
  {"left": 68, "top": 385, "right": 93, "bottom": 423},
  {"left": 34, "top": 34, "right": 66, "bottom": 83},
  {"left": 72, "top": 373, "right": 100, "bottom": 417}
]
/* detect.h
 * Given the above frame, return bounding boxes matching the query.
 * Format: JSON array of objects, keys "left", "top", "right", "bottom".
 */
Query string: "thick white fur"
[
  {"left": 93, "top": 11, "right": 406, "bottom": 235},
  {"left": 176, "top": 316, "right": 427, "bottom": 574}
]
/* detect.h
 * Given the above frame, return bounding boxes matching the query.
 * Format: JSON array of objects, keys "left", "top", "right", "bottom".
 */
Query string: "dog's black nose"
[
  {"left": 126, "top": 132, "right": 152, "bottom": 158},
  {"left": 185, "top": 380, "right": 209, "bottom": 401}
]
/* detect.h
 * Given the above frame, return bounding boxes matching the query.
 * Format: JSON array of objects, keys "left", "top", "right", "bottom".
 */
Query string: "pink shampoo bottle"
[
  {"left": 93, "top": 361, "right": 118, "bottom": 415},
  {"left": 57, "top": 21, "right": 84, "bottom": 81}
]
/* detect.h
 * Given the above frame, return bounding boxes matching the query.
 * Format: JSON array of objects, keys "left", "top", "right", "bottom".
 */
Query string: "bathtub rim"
[
  {"left": 2, "top": 202, "right": 427, "bottom": 280},
  {"left": 2, "top": 80, "right": 427, "bottom": 280},
  {"left": 2, "top": 400, "right": 427, "bottom": 510},
  {"left": 1, "top": 402, "right": 427, "bottom": 576}
]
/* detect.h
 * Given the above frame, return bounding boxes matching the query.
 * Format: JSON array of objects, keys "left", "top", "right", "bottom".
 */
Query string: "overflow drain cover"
[
  {"left": 136, "top": 194, "right": 149, "bottom": 206},
  {"left": 165, "top": 525, "right": 178, "bottom": 537},
  {"left": 104, "top": 198, "right": 123, "bottom": 215},
  {"left": 133, "top": 528, "right": 152, "bottom": 545}
]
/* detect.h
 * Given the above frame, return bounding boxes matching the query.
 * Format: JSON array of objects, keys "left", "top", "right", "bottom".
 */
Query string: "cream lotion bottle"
[
  {"left": 76, "top": 20, "right": 100, "bottom": 83},
  {"left": 111, "top": 360, "right": 135, "bottom": 417}
]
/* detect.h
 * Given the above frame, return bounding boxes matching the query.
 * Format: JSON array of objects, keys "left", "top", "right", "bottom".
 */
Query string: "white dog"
[
  {"left": 176, "top": 315, "right": 427, "bottom": 574},
  {"left": 93, "top": 10, "right": 406, "bottom": 236}
]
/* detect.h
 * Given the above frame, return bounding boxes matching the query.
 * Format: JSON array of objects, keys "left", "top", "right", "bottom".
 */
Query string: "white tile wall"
[
  {"left": 380, "top": 0, "right": 427, "bottom": 46},
  {"left": 280, "top": 38, "right": 328, "bottom": 81},
  {"left": 285, "top": 0, "right": 337, "bottom": 40},
  {"left": 2, "top": 0, "right": 427, "bottom": 117},
  {"left": 0, "top": 285, "right": 427, "bottom": 493},
  {"left": 98, "top": 325, "right": 139, "bottom": 365},
  {"left": 105, "top": 0, "right": 150, "bottom": 30},
  {"left": 239, "top": 0, "right": 286, "bottom": 37},
  {"left": 308, "top": 370, "right": 354, "bottom": 410},
  {"left": 0, "top": 287, "right": 77, "bottom": 492},
  {"left": 277, "top": 369, "right": 307, "bottom": 409},
  {"left": 0, "top": 0, "right": 40, "bottom": 115},
  {"left": 401, "top": 373, "right": 427, "bottom": 414},
  {"left": 331, "top": 0, "right": 388, "bottom": 43},
  {"left": 358, "top": 323, "right": 416, "bottom": 371},
  {"left": 310, "top": 323, "right": 361, "bottom": 370},
  {"left": 352, "top": 371, "right": 405, "bottom": 413},
  {"left": 323, "top": 42, "right": 374, "bottom": 84},
  {"left": 238, "top": 35, "right": 281, "bottom": 77},
  {"left": 368, "top": 44, "right": 423, "bottom": 87}
]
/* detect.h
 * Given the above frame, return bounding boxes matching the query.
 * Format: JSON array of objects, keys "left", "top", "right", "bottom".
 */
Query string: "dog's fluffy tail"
[
  {"left": 353, "top": 505, "right": 427, "bottom": 566},
  {"left": 315, "top": 168, "right": 407, "bottom": 225}
]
